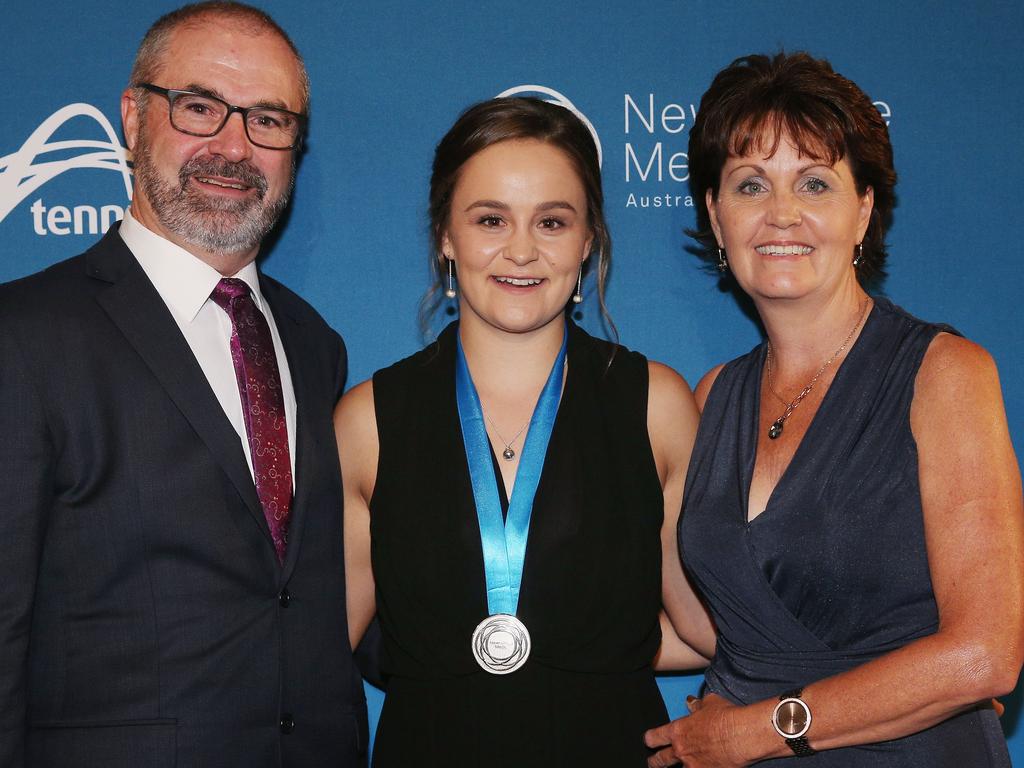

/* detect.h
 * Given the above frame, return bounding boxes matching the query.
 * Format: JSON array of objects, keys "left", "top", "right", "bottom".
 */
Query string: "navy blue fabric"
[
  {"left": 0, "top": 227, "right": 368, "bottom": 768},
  {"left": 679, "top": 298, "right": 1010, "bottom": 766}
]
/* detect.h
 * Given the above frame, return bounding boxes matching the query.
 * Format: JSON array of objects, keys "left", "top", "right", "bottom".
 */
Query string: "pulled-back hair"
[
  {"left": 423, "top": 97, "right": 613, "bottom": 335},
  {"left": 688, "top": 52, "right": 896, "bottom": 281}
]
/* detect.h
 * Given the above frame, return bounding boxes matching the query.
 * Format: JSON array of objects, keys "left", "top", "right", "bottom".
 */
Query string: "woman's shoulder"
[
  {"left": 647, "top": 359, "right": 699, "bottom": 433},
  {"left": 570, "top": 326, "right": 699, "bottom": 429},
  {"left": 862, "top": 297, "right": 971, "bottom": 390},
  {"left": 569, "top": 321, "right": 696, "bottom": 386},
  {"left": 870, "top": 296, "right": 961, "bottom": 340},
  {"left": 692, "top": 341, "right": 766, "bottom": 412},
  {"left": 694, "top": 363, "right": 727, "bottom": 413},
  {"left": 355, "top": 323, "right": 456, "bottom": 433},
  {"left": 565, "top": 322, "right": 647, "bottom": 394},
  {"left": 647, "top": 359, "right": 693, "bottom": 397},
  {"left": 915, "top": 331, "right": 999, "bottom": 409},
  {"left": 569, "top": 321, "right": 644, "bottom": 368},
  {"left": 372, "top": 322, "right": 456, "bottom": 388}
]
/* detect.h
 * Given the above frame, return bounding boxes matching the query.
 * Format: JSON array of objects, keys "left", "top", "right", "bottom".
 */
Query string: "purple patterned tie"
[{"left": 210, "top": 278, "right": 292, "bottom": 564}]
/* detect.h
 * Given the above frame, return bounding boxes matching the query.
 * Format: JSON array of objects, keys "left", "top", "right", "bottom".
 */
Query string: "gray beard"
[{"left": 132, "top": 125, "right": 293, "bottom": 256}]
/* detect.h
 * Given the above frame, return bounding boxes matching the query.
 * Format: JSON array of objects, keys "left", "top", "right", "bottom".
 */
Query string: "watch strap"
[{"left": 785, "top": 735, "right": 815, "bottom": 757}]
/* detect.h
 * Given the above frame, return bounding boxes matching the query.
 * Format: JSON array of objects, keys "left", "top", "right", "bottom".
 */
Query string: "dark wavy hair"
[
  {"left": 422, "top": 97, "right": 613, "bottom": 336},
  {"left": 688, "top": 52, "right": 896, "bottom": 282}
]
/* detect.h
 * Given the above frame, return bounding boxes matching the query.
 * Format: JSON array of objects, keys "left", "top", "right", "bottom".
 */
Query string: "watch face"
[{"left": 774, "top": 699, "right": 810, "bottom": 737}]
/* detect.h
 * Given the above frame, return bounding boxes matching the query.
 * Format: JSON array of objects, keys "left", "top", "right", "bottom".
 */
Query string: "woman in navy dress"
[{"left": 645, "top": 53, "right": 1023, "bottom": 766}]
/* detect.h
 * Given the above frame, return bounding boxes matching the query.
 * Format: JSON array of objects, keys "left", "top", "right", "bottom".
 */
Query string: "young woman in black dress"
[{"left": 336, "top": 97, "right": 714, "bottom": 766}]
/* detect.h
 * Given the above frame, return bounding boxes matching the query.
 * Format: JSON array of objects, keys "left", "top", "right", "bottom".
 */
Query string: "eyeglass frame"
[{"left": 134, "top": 83, "right": 307, "bottom": 151}]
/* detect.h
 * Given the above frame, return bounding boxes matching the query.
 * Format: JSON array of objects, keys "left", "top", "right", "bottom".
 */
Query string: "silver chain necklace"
[
  {"left": 765, "top": 298, "right": 870, "bottom": 440},
  {"left": 484, "top": 414, "right": 529, "bottom": 461}
]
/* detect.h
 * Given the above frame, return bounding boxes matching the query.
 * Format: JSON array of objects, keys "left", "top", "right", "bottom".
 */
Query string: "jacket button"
[
  {"left": 279, "top": 589, "right": 291, "bottom": 607},
  {"left": 280, "top": 714, "right": 295, "bottom": 734}
]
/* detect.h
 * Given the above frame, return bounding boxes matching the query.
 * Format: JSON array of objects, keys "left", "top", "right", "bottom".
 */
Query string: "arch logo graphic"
[
  {"left": 496, "top": 85, "right": 602, "bottom": 167},
  {"left": 0, "top": 103, "right": 132, "bottom": 236}
]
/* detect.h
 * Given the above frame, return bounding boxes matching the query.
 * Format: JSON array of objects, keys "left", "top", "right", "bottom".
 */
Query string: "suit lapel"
[
  {"left": 87, "top": 229, "right": 272, "bottom": 556},
  {"left": 261, "top": 278, "right": 317, "bottom": 582}
]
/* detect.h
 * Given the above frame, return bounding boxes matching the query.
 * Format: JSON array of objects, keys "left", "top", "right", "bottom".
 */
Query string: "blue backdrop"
[{"left": 3, "top": 0, "right": 1022, "bottom": 758}]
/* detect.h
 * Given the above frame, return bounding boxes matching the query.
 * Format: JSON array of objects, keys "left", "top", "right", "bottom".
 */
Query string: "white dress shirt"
[{"left": 119, "top": 209, "right": 297, "bottom": 487}]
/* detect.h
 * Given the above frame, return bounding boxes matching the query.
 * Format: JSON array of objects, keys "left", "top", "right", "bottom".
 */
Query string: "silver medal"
[{"left": 471, "top": 613, "right": 531, "bottom": 675}]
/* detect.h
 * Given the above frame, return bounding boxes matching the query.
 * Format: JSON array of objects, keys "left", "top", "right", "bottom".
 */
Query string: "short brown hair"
[
  {"left": 424, "top": 97, "right": 613, "bottom": 334},
  {"left": 688, "top": 52, "right": 896, "bottom": 282},
  {"left": 130, "top": 1, "right": 310, "bottom": 113}
]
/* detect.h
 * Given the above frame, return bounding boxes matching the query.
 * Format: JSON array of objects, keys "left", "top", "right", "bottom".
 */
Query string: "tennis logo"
[
  {"left": 496, "top": 85, "right": 603, "bottom": 167},
  {"left": 0, "top": 103, "right": 132, "bottom": 236}
]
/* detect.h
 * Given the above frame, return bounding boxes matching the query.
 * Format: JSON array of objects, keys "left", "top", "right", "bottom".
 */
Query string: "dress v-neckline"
[
  {"left": 743, "top": 302, "right": 878, "bottom": 525},
  {"left": 466, "top": 326, "right": 577, "bottom": 524}
]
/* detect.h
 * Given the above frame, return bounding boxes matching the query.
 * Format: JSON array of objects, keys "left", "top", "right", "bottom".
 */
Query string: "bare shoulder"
[
  {"left": 647, "top": 361, "right": 699, "bottom": 479},
  {"left": 334, "top": 377, "right": 377, "bottom": 432},
  {"left": 911, "top": 331, "right": 1016, "bottom": 503},
  {"left": 914, "top": 332, "right": 1001, "bottom": 409},
  {"left": 648, "top": 360, "right": 693, "bottom": 398},
  {"left": 694, "top": 363, "right": 727, "bottom": 413},
  {"left": 647, "top": 361, "right": 698, "bottom": 421},
  {"left": 918, "top": 332, "right": 998, "bottom": 380}
]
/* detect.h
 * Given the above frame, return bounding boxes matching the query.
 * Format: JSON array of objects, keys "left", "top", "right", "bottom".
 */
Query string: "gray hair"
[{"left": 129, "top": 1, "right": 310, "bottom": 114}]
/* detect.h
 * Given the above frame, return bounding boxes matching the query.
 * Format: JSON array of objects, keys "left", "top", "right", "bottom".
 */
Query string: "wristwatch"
[{"left": 771, "top": 688, "right": 815, "bottom": 757}]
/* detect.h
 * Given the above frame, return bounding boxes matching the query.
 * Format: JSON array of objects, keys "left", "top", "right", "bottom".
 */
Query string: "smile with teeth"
[
  {"left": 494, "top": 276, "right": 543, "bottom": 287},
  {"left": 195, "top": 177, "right": 250, "bottom": 191},
  {"left": 755, "top": 244, "right": 814, "bottom": 256}
]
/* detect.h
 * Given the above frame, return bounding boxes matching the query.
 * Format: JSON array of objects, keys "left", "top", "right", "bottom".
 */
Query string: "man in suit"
[{"left": 0, "top": 3, "right": 368, "bottom": 765}]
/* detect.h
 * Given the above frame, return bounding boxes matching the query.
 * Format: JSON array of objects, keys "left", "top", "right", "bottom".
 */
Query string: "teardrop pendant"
[
  {"left": 768, "top": 419, "right": 784, "bottom": 440},
  {"left": 502, "top": 447, "right": 515, "bottom": 461}
]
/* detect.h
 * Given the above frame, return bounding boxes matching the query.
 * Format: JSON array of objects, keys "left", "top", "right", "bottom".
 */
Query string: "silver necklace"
[
  {"left": 484, "top": 414, "right": 528, "bottom": 461},
  {"left": 765, "top": 298, "right": 870, "bottom": 440},
  {"left": 482, "top": 358, "right": 567, "bottom": 460}
]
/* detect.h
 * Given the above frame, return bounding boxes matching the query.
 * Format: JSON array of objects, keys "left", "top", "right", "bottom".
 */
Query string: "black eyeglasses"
[{"left": 135, "top": 83, "right": 306, "bottom": 150}]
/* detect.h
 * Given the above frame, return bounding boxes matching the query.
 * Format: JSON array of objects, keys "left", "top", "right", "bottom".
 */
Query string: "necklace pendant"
[
  {"left": 768, "top": 419, "right": 784, "bottom": 440},
  {"left": 502, "top": 447, "right": 516, "bottom": 461}
]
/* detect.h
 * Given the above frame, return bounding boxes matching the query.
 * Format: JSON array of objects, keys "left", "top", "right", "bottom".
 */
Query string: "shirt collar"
[{"left": 119, "top": 208, "right": 266, "bottom": 322}]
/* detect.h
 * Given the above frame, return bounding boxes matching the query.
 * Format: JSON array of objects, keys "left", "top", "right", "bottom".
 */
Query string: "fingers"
[
  {"left": 686, "top": 694, "right": 701, "bottom": 713},
  {"left": 647, "top": 746, "right": 682, "bottom": 768},
  {"left": 991, "top": 697, "right": 1005, "bottom": 717},
  {"left": 644, "top": 724, "right": 672, "bottom": 749}
]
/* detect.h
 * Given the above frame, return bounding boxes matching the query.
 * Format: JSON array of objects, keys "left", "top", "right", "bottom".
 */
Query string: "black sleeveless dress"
[
  {"left": 369, "top": 322, "right": 668, "bottom": 767},
  {"left": 679, "top": 298, "right": 1010, "bottom": 766}
]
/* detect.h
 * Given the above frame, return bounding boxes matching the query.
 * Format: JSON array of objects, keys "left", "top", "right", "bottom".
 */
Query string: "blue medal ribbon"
[{"left": 455, "top": 325, "right": 568, "bottom": 618}]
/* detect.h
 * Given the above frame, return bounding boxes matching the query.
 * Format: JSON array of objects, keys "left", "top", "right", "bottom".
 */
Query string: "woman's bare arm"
[
  {"left": 645, "top": 335, "right": 1024, "bottom": 766},
  {"left": 334, "top": 379, "right": 380, "bottom": 651},
  {"left": 649, "top": 361, "right": 717, "bottom": 663}
]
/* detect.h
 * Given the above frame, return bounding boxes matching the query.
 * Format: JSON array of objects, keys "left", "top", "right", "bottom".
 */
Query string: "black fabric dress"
[
  {"left": 679, "top": 298, "right": 1010, "bottom": 766},
  {"left": 369, "top": 321, "right": 668, "bottom": 767}
]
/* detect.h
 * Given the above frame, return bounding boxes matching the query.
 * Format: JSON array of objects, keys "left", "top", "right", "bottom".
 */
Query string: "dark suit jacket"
[{"left": 0, "top": 227, "right": 368, "bottom": 767}]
